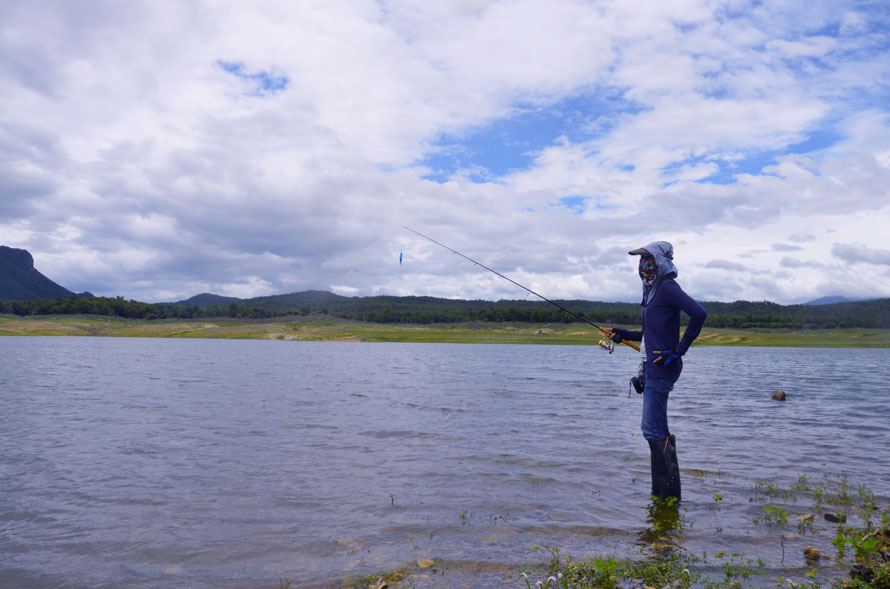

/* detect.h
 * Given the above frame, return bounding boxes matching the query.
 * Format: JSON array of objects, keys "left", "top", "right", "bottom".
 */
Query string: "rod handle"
[{"left": 598, "top": 327, "right": 641, "bottom": 352}]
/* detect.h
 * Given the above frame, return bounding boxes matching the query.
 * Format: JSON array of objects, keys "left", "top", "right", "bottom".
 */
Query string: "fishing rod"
[{"left": 404, "top": 227, "right": 640, "bottom": 352}]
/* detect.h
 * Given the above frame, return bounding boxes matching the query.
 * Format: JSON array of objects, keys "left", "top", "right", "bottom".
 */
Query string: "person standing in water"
[{"left": 605, "top": 242, "right": 707, "bottom": 503}]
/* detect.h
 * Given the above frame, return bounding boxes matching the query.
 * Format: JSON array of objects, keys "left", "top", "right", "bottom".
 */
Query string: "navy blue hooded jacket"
[{"left": 614, "top": 241, "right": 707, "bottom": 382}]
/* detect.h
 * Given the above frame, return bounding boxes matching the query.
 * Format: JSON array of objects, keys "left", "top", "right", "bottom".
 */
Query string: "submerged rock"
[
  {"left": 850, "top": 564, "right": 875, "bottom": 583},
  {"left": 804, "top": 546, "right": 822, "bottom": 562},
  {"left": 772, "top": 389, "right": 787, "bottom": 401},
  {"left": 368, "top": 572, "right": 405, "bottom": 589},
  {"left": 825, "top": 512, "right": 847, "bottom": 523}
]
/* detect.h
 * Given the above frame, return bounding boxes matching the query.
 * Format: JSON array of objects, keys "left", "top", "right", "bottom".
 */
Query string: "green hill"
[
  {"left": 178, "top": 293, "right": 242, "bottom": 306},
  {"left": 0, "top": 246, "right": 81, "bottom": 301}
]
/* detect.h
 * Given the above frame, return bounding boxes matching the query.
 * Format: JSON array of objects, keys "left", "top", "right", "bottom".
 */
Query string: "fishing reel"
[{"left": 597, "top": 337, "right": 615, "bottom": 354}]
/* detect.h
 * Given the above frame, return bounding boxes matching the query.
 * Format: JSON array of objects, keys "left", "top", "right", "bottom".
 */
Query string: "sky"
[{"left": 2, "top": 0, "right": 889, "bottom": 305}]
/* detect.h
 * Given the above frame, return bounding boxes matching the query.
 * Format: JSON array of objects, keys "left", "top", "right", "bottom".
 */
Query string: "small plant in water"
[
  {"left": 833, "top": 474, "right": 853, "bottom": 507},
  {"left": 792, "top": 474, "right": 812, "bottom": 493},
  {"left": 756, "top": 478, "right": 795, "bottom": 502},
  {"left": 718, "top": 553, "right": 755, "bottom": 585},
  {"left": 796, "top": 513, "right": 816, "bottom": 535},
  {"left": 530, "top": 544, "right": 563, "bottom": 571},
  {"left": 758, "top": 505, "right": 789, "bottom": 526},
  {"left": 859, "top": 484, "right": 877, "bottom": 528}
]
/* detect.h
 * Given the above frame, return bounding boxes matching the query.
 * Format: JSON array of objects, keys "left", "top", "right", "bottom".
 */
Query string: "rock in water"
[
  {"left": 850, "top": 564, "right": 875, "bottom": 583},
  {"left": 804, "top": 546, "right": 822, "bottom": 562},
  {"left": 772, "top": 389, "right": 787, "bottom": 401}
]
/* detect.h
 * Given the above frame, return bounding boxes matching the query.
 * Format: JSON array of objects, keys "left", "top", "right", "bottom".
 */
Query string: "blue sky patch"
[
  {"left": 218, "top": 60, "right": 288, "bottom": 96},
  {"left": 419, "top": 90, "right": 644, "bottom": 183},
  {"left": 558, "top": 196, "right": 587, "bottom": 214},
  {"left": 553, "top": 195, "right": 617, "bottom": 215},
  {"left": 658, "top": 128, "right": 844, "bottom": 186}
]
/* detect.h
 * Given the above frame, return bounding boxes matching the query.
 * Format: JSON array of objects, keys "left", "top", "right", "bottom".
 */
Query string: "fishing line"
[{"left": 403, "top": 226, "right": 640, "bottom": 352}]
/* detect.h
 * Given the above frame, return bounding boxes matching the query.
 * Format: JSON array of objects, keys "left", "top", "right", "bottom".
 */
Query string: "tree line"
[
  {"left": 0, "top": 296, "right": 293, "bottom": 320},
  {"left": 2, "top": 293, "right": 888, "bottom": 329}
]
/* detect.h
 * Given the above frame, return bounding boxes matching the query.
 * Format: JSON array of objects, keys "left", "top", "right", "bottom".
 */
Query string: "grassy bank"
[{"left": 1, "top": 314, "right": 889, "bottom": 347}]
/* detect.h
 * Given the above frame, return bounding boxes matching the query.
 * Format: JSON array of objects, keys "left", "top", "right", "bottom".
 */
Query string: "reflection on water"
[
  {"left": 638, "top": 501, "right": 684, "bottom": 554},
  {"left": 0, "top": 337, "right": 887, "bottom": 587}
]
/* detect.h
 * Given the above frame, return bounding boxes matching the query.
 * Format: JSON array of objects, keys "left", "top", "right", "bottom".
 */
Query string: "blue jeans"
[{"left": 642, "top": 377, "right": 674, "bottom": 441}]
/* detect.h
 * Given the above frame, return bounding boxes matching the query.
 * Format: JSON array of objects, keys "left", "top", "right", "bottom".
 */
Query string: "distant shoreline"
[{"left": 2, "top": 314, "right": 888, "bottom": 347}]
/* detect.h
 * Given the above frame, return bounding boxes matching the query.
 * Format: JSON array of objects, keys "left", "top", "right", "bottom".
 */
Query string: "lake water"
[{"left": 0, "top": 337, "right": 887, "bottom": 588}]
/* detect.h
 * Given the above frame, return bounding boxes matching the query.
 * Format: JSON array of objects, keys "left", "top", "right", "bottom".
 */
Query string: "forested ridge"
[{"left": 1, "top": 290, "right": 888, "bottom": 329}]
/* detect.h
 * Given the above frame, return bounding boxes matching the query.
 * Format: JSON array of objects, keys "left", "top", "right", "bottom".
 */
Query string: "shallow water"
[{"left": 0, "top": 337, "right": 887, "bottom": 587}]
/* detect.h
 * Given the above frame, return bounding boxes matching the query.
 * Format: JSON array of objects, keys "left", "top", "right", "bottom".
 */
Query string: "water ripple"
[{"left": 0, "top": 338, "right": 887, "bottom": 587}]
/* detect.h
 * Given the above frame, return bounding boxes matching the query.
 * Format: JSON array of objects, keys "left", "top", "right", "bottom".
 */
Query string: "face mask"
[{"left": 639, "top": 257, "right": 657, "bottom": 285}]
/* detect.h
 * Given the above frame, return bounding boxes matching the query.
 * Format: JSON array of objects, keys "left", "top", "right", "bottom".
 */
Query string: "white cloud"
[
  {"left": 772, "top": 243, "right": 804, "bottom": 252},
  {"left": 780, "top": 257, "right": 825, "bottom": 269},
  {"left": 788, "top": 231, "right": 817, "bottom": 243},
  {"left": 766, "top": 36, "right": 836, "bottom": 59},
  {"left": 839, "top": 11, "right": 869, "bottom": 36},
  {"left": 832, "top": 243, "right": 890, "bottom": 266},
  {"left": 1, "top": 0, "right": 889, "bottom": 305},
  {"left": 705, "top": 260, "right": 747, "bottom": 271}
]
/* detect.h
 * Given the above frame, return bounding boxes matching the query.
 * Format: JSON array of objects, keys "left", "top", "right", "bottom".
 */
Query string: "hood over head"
[
  {"left": 629, "top": 241, "right": 678, "bottom": 280},
  {"left": 629, "top": 241, "right": 678, "bottom": 304}
]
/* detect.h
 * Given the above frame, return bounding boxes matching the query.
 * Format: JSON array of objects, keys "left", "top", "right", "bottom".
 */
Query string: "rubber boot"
[
  {"left": 650, "top": 455, "right": 657, "bottom": 497},
  {"left": 669, "top": 434, "right": 681, "bottom": 502},
  {"left": 652, "top": 434, "right": 681, "bottom": 499},
  {"left": 647, "top": 436, "right": 681, "bottom": 503}
]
